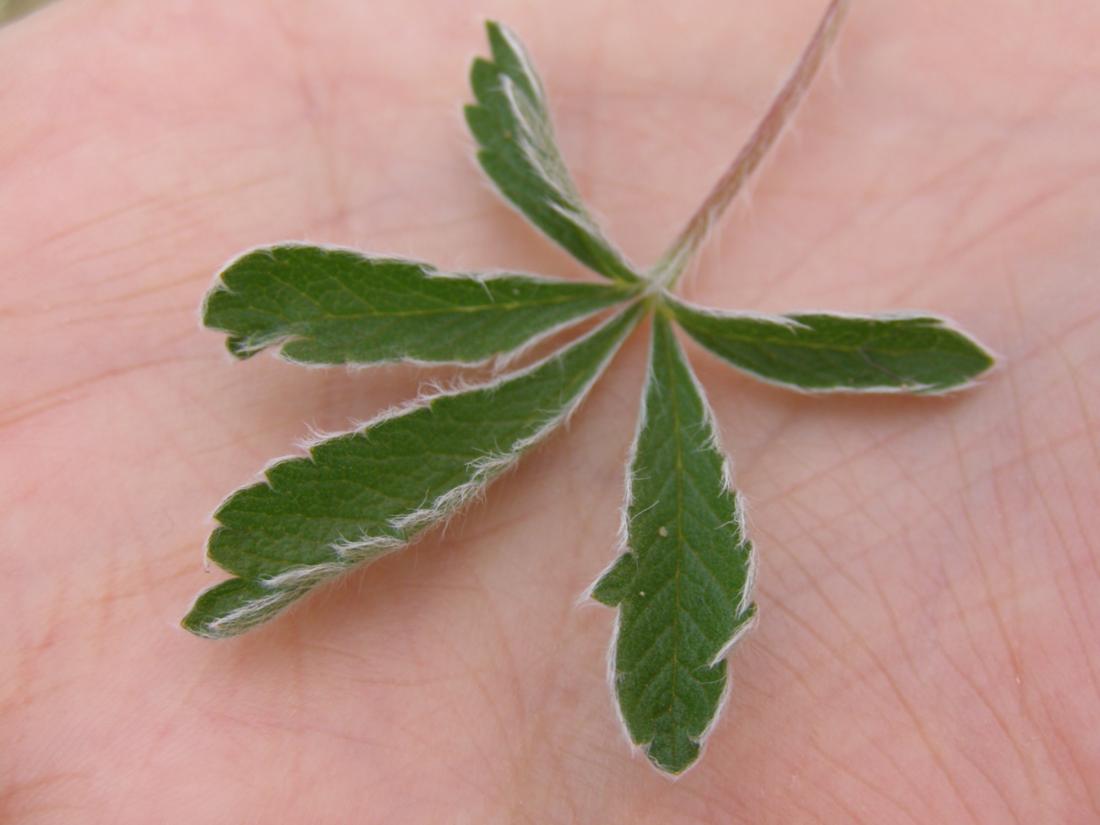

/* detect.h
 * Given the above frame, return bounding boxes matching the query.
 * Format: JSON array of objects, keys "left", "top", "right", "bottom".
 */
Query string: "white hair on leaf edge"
[
  {"left": 493, "top": 21, "right": 548, "bottom": 102},
  {"left": 460, "top": 56, "right": 640, "bottom": 285},
  {"left": 661, "top": 324, "right": 757, "bottom": 778},
  {"left": 203, "top": 239, "right": 630, "bottom": 372},
  {"left": 604, "top": 612, "right": 643, "bottom": 760},
  {"left": 489, "top": 304, "right": 622, "bottom": 374},
  {"left": 587, "top": 320, "right": 758, "bottom": 778},
  {"left": 202, "top": 589, "right": 297, "bottom": 638},
  {"left": 260, "top": 561, "right": 345, "bottom": 590},
  {"left": 331, "top": 533, "right": 406, "bottom": 562},
  {"left": 196, "top": 306, "right": 639, "bottom": 632},
  {"left": 666, "top": 294, "right": 998, "bottom": 396},
  {"left": 388, "top": 317, "right": 628, "bottom": 540},
  {"left": 575, "top": 316, "right": 654, "bottom": 608}
]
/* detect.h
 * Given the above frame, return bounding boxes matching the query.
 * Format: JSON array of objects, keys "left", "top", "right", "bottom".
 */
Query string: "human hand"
[{"left": 4, "top": 1, "right": 1098, "bottom": 822}]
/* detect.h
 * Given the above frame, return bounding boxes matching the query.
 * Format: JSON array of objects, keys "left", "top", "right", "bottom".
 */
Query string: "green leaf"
[
  {"left": 204, "top": 244, "right": 634, "bottom": 365},
  {"left": 667, "top": 297, "right": 995, "bottom": 394},
  {"left": 182, "top": 302, "right": 643, "bottom": 639},
  {"left": 592, "top": 314, "right": 756, "bottom": 775},
  {"left": 466, "top": 21, "right": 640, "bottom": 284}
]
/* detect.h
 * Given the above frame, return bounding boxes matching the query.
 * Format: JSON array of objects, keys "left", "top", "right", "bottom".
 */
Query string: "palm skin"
[{"left": 3, "top": 0, "right": 1099, "bottom": 822}]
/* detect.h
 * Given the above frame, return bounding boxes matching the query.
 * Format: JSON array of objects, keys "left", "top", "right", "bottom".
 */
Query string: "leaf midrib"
[
  {"left": 679, "top": 311, "right": 969, "bottom": 359},
  {"left": 665, "top": 324, "right": 687, "bottom": 751},
  {"left": 226, "top": 276, "right": 629, "bottom": 322}
]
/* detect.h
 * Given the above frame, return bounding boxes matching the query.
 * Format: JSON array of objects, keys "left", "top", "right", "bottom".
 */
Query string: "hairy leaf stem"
[{"left": 648, "top": 0, "right": 852, "bottom": 291}]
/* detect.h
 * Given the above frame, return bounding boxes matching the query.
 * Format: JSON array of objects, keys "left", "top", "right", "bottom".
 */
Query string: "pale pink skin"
[{"left": 3, "top": 1, "right": 1099, "bottom": 822}]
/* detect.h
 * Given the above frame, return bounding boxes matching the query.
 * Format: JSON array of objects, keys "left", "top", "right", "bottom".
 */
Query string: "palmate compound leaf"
[
  {"left": 465, "top": 22, "right": 641, "bottom": 285},
  {"left": 181, "top": 7, "right": 1000, "bottom": 781},
  {"left": 203, "top": 244, "right": 635, "bottom": 366},
  {"left": 591, "top": 313, "right": 757, "bottom": 775},
  {"left": 182, "top": 302, "right": 644, "bottom": 639},
  {"left": 668, "top": 296, "right": 995, "bottom": 394}
]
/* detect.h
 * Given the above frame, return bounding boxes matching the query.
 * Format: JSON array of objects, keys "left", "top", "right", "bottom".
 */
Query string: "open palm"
[{"left": 4, "top": 1, "right": 1099, "bottom": 822}]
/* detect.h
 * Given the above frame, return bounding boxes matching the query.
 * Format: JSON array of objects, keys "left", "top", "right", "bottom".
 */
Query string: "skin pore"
[{"left": 3, "top": 1, "right": 1099, "bottom": 822}]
